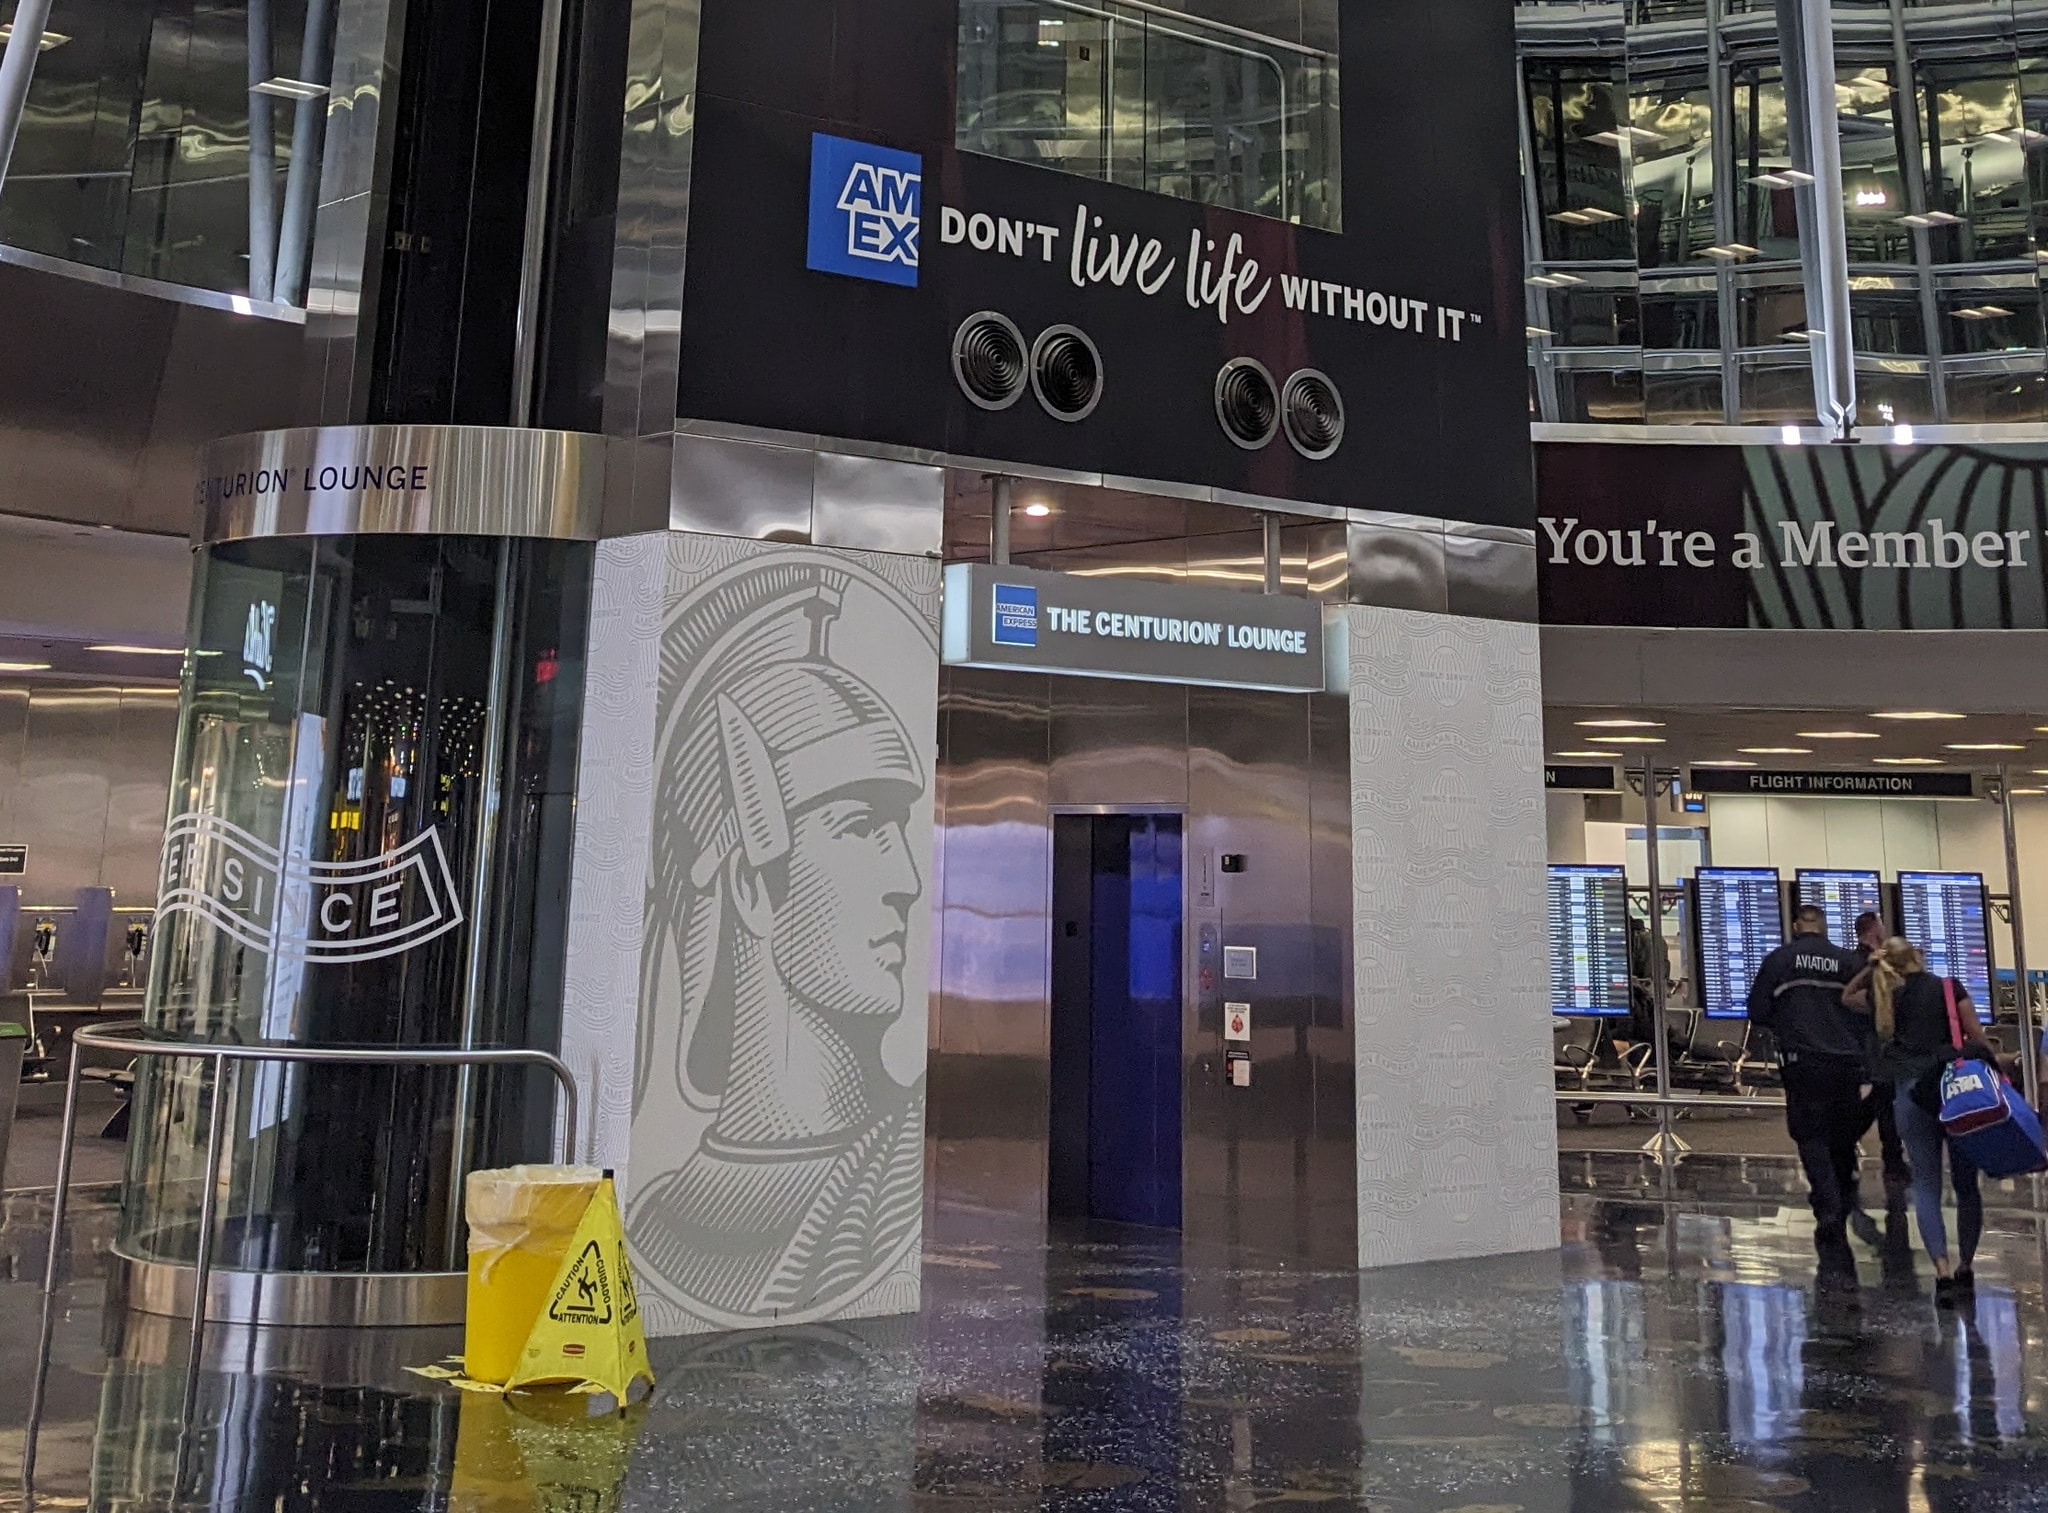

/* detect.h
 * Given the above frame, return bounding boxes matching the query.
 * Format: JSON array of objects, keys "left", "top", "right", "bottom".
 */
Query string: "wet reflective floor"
[{"left": 4, "top": 1159, "right": 2047, "bottom": 1511}]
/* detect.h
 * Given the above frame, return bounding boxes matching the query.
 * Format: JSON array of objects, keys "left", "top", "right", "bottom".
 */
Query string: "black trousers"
[
  {"left": 1781, "top": 1053, "right": 1868, "bottom": 1245},
  {"left": 1855, "top": 1078, "right": 1909, "bottom": 1180}
]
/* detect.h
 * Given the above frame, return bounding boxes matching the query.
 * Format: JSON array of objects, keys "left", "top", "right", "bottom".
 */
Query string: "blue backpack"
[{"left": 1934, "top": 978, "right": 2048, "bottom": 1179}]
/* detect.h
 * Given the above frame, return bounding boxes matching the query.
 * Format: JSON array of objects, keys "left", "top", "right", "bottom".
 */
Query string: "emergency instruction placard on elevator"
[{"left": 942, "top": 562, "right": 1327, "bottom": 693}]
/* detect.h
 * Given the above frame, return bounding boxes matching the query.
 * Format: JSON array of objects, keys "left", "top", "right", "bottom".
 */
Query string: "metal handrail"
[{"left": 24, "top": 1022, "right": 581, "bottom": 1495}]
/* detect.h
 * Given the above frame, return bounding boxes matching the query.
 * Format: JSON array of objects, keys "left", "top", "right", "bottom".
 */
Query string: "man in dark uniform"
[
  {"left": 1748, "top": 904, "right": 1870, "bottom": 1275},
  {"left": 1845, "top": 910, "right": 1910, "bottom": 1193}
]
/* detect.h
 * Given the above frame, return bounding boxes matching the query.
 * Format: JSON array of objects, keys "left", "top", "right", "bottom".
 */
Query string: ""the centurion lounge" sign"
[{"left": 941, "top": 562, "right": 1326, "bottom": 693}]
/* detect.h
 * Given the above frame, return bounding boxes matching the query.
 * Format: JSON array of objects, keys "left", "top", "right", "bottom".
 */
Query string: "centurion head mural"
[{"left": 626, "top": 550, "right": 937, "bottom": 1332}]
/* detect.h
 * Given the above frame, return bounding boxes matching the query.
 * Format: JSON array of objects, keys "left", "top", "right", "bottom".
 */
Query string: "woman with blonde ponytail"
[{"left": 1846, "top": 937, "right": 1988, "bottom": 1304}]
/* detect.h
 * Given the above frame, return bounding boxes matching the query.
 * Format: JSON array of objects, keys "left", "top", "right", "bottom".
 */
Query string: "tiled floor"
[{"left": 4, "top": 1161, "right": 2047, "bottom": 1511}]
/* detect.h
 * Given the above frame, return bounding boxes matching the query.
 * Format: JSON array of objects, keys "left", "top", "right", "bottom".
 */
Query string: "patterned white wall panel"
[
  {"left": 562, "top": 532, "right": 941, "bottom": 1338},
  {"left": 1346, "top": 604, "right": 1559, "bottom": 1267},
  {"left": 559, "top": 535, "right": 668, "bottom": 1175}
]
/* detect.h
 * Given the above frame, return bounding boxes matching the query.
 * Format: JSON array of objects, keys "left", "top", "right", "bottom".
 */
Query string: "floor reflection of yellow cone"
[
  {"left": 502, "top": 1394, "right": 647, "bottom": 1513},
  {"left": 447, "top": 1391, "right": 539, "bottom": 1513},
  {"left": 505, "top": 1175, "right": 655, "bottom": 1405}
]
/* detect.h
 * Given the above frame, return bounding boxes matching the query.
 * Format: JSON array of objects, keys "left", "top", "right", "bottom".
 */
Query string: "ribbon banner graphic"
[{"left": 158, "top": 812, "right": 466, "bottom": 964}]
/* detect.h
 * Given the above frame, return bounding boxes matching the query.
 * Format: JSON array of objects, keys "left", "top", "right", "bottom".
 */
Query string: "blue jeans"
[{"left": 1893, "top": 1083, "right": 1983, "bottom": 1267}]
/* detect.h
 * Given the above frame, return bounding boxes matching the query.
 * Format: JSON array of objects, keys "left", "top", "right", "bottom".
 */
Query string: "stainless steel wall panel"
[
  {"left": 1015, "top": 537, "right": 1188, "bottom": 587},
  {"left": 928, "top": 658, "right": 1353, "bottom": 1270},
  {"left": 1183, "top": 529, "right": 1270, "bottom": 598},
  {"left": 813, "top": 451, "right": 945, "bottom": 557},
  {"left": 0, "top": 516, "right": 191, "bottom": 651},
  {"left": 134, "top": 306, "right": 306, "bottom": 534},
  {"left": 927, "top": 667, "right": 1053, "bottom": 1240},
  {"left": 199, "top": 427, "right": 607, "bottom": 543},
  {"left": 1444, "top": 533, "right": 1539, "bottom": 623},
  {"left": 0, "top": 685, "right": 28, "bottom": 867},
  {"left": 668, "top": 432, "right": 814, "bottom": 540},
  {"left": 602, "top": 0, "right": 701, "bottom": 537},
  {"left": 0, "top": 260, "right": 173, "bottom": 527},
  {"left": 0, "top": 259, "right": 312, "bottom": 534},
  {"left": 103, "top": 690, "right": 180, "bottom": 904},
  {"left": 1282, "top": 521, "right": 1350, "bottom": 602},
  {"left": 1185, "top": 687, "right": 1352, "bottom": 1266},
  {"left": 1306, "top": 689, "right": 1357, "bottom": 1257},
  {"left": 1345, "top": 520, "right": 1450, "bottom": 615},
  {"left": 297, "top": 0, "right": 402, "bottom": 426},
  {"left": 1047, "top": 679, "right": 1188, "bottom": 809},
  {"left": 16, "top": 687, "right": 118, "bottom": 900}
]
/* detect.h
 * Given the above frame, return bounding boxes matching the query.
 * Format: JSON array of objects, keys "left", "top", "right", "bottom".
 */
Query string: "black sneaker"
[
  {"left": 1954, "top": 1268, "right": 1976, "bottom": 1293},
  {"left": 1935, "top": 1276, "right": 1960, "bottom": 1308},
  {"left": 1848, "top": 1210, "right": 1882, "bottom": 1246}
]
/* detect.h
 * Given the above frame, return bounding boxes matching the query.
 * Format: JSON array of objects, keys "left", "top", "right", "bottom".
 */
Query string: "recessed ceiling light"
[
  {"left": 1872, "top": 711, "right": 1965, "bottom": 721},
  {"left": 1551, "top": 751, "right": 1616, "bottom": 759},
  {"left": 86, "top": 644, "right": 184, "bottom": 656},
  {"left": 1021, "top": 503, "right": 1052, "bottom": 518},
  {"left": 1798, "top": 730, "right": 1880, "bottom": 740},
  {"left": 1873, "top": 756, "right": 1944, "bottom": 766},
  {"left": 0, "top": 660, "right": 51, "bottom": 672},
  {"left": 1586, "top": 735, "right": 1665, "bottom": 744},
  {"left": 2013, "top": 788, "right": 2047, "bottom": 796},
  {"left": 1946, "top": 742, "right": 2025, "bottom": 751},
  {"left": 1739, "top": 746, "right": 1813, "bottom": 755},
  {"left": 1691, "top": 760, "right": 1756, "bottom": 768},
  {"left": 1576, "top": 718, "right": 1664, "bottom": 729}
]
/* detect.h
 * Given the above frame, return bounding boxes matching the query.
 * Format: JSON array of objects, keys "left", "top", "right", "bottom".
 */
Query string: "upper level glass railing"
[
  {"left": 956, "top": 0, "right": 1342, "bottom": 233},
  {"left": 0, "top": 0, "right": 332, "bottom": 307}
]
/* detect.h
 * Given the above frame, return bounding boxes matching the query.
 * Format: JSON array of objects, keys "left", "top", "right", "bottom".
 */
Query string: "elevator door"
[{"left": 1049, "top": 814, "right": 1184, "bottom": 1229}]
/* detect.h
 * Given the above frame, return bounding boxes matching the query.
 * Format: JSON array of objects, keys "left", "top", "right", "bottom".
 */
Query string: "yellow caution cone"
[{"left": 504, "top": 1175, "right": 654, "bottom": 1406}]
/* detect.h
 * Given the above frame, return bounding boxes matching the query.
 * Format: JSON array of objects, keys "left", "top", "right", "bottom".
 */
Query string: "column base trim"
[{"left": 110, "top": 1248, "right": 466, "bottom": 1328}]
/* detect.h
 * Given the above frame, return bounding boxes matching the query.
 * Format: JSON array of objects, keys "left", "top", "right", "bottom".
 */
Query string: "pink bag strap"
[{"left": 1941, "top": 975, "right": 1965, "bottom": 1051}]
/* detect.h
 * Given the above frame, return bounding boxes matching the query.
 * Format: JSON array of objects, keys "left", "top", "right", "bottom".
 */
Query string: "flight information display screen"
[
  {"left": 1695, "top": 867, "right": 1785, "bottom": 1018},
  {"left": 1795, "top": 869, "right": 1883, "bottom": 952},
  {"left": 1898, "top": 871, "right": 1992, "bottom": 1010},
  {"left": 1547, "top": 865, "right": 1631, "bottom": 1016}
]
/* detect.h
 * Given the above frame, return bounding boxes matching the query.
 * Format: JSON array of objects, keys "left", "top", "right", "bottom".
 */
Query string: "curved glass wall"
[
  {"left": 957, "top": 0, "right": 1342, "bottom": 232},
  {"left": 120, "top": 533, "right": 590, "bottom": 1275},
  {"left": 1521, "top": 0, "right": 2048, "bottom": 427},
  {"left": 0, "top": 0, "right": 336, "bottom": 303}
]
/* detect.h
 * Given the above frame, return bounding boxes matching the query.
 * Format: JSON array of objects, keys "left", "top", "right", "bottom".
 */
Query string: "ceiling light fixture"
[
  {"left": 1550, "top": 751, "right": 1617, "bottom": 760},
  {"left": 1586, "top": 735, "right": 1665, "bottom": 744},
  {"left": 0, "top": 23, "right": 69, "bottom": 50},
  {"left": 1739, "top": 746, "right": 1812, "bottom": 755},
  {"left": 1798, "top": 730, "right": 1880, "bottom": 740},
  {"left": 1872, "top": 711, "right": 1964, "bottom": 720},
  {"left": 1576, "top": 718, "right": 1664, "bottom": 729},
  {"left": 251, "top": 76, "right": 328, "bottom": 101},
  {"left": 1691, "top": 759, "right": 1756, "bottom": 768},
  {"left": 0, "top": 660, "right": 52, "bottom": 672},
  {"left": 86, "top": 644, "right": 184, "bottom": 656},
  {"left": 1872, "top": 756, "right": 1944, "bottom": 766},
  {"left": 1021, "top": 502, "right": 1052, "bottom": 517},
  {"left": 1946, "top": 742, "right": 2025, "bottom": 751}
]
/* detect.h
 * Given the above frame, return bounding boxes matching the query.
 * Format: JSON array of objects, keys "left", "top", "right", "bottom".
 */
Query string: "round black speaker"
[
  {"left": 952, "top": 311, "right": 1028, "bottom": 410},
  {"left": 1213, "top": 358, "right": 1279, "bottom": 449},
  {"left": 1281, "top": 368, "right": 1345, "bottom": 459},
  {"left": 1029, "top": 325, "right": 1102, "bottom": 421}
]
